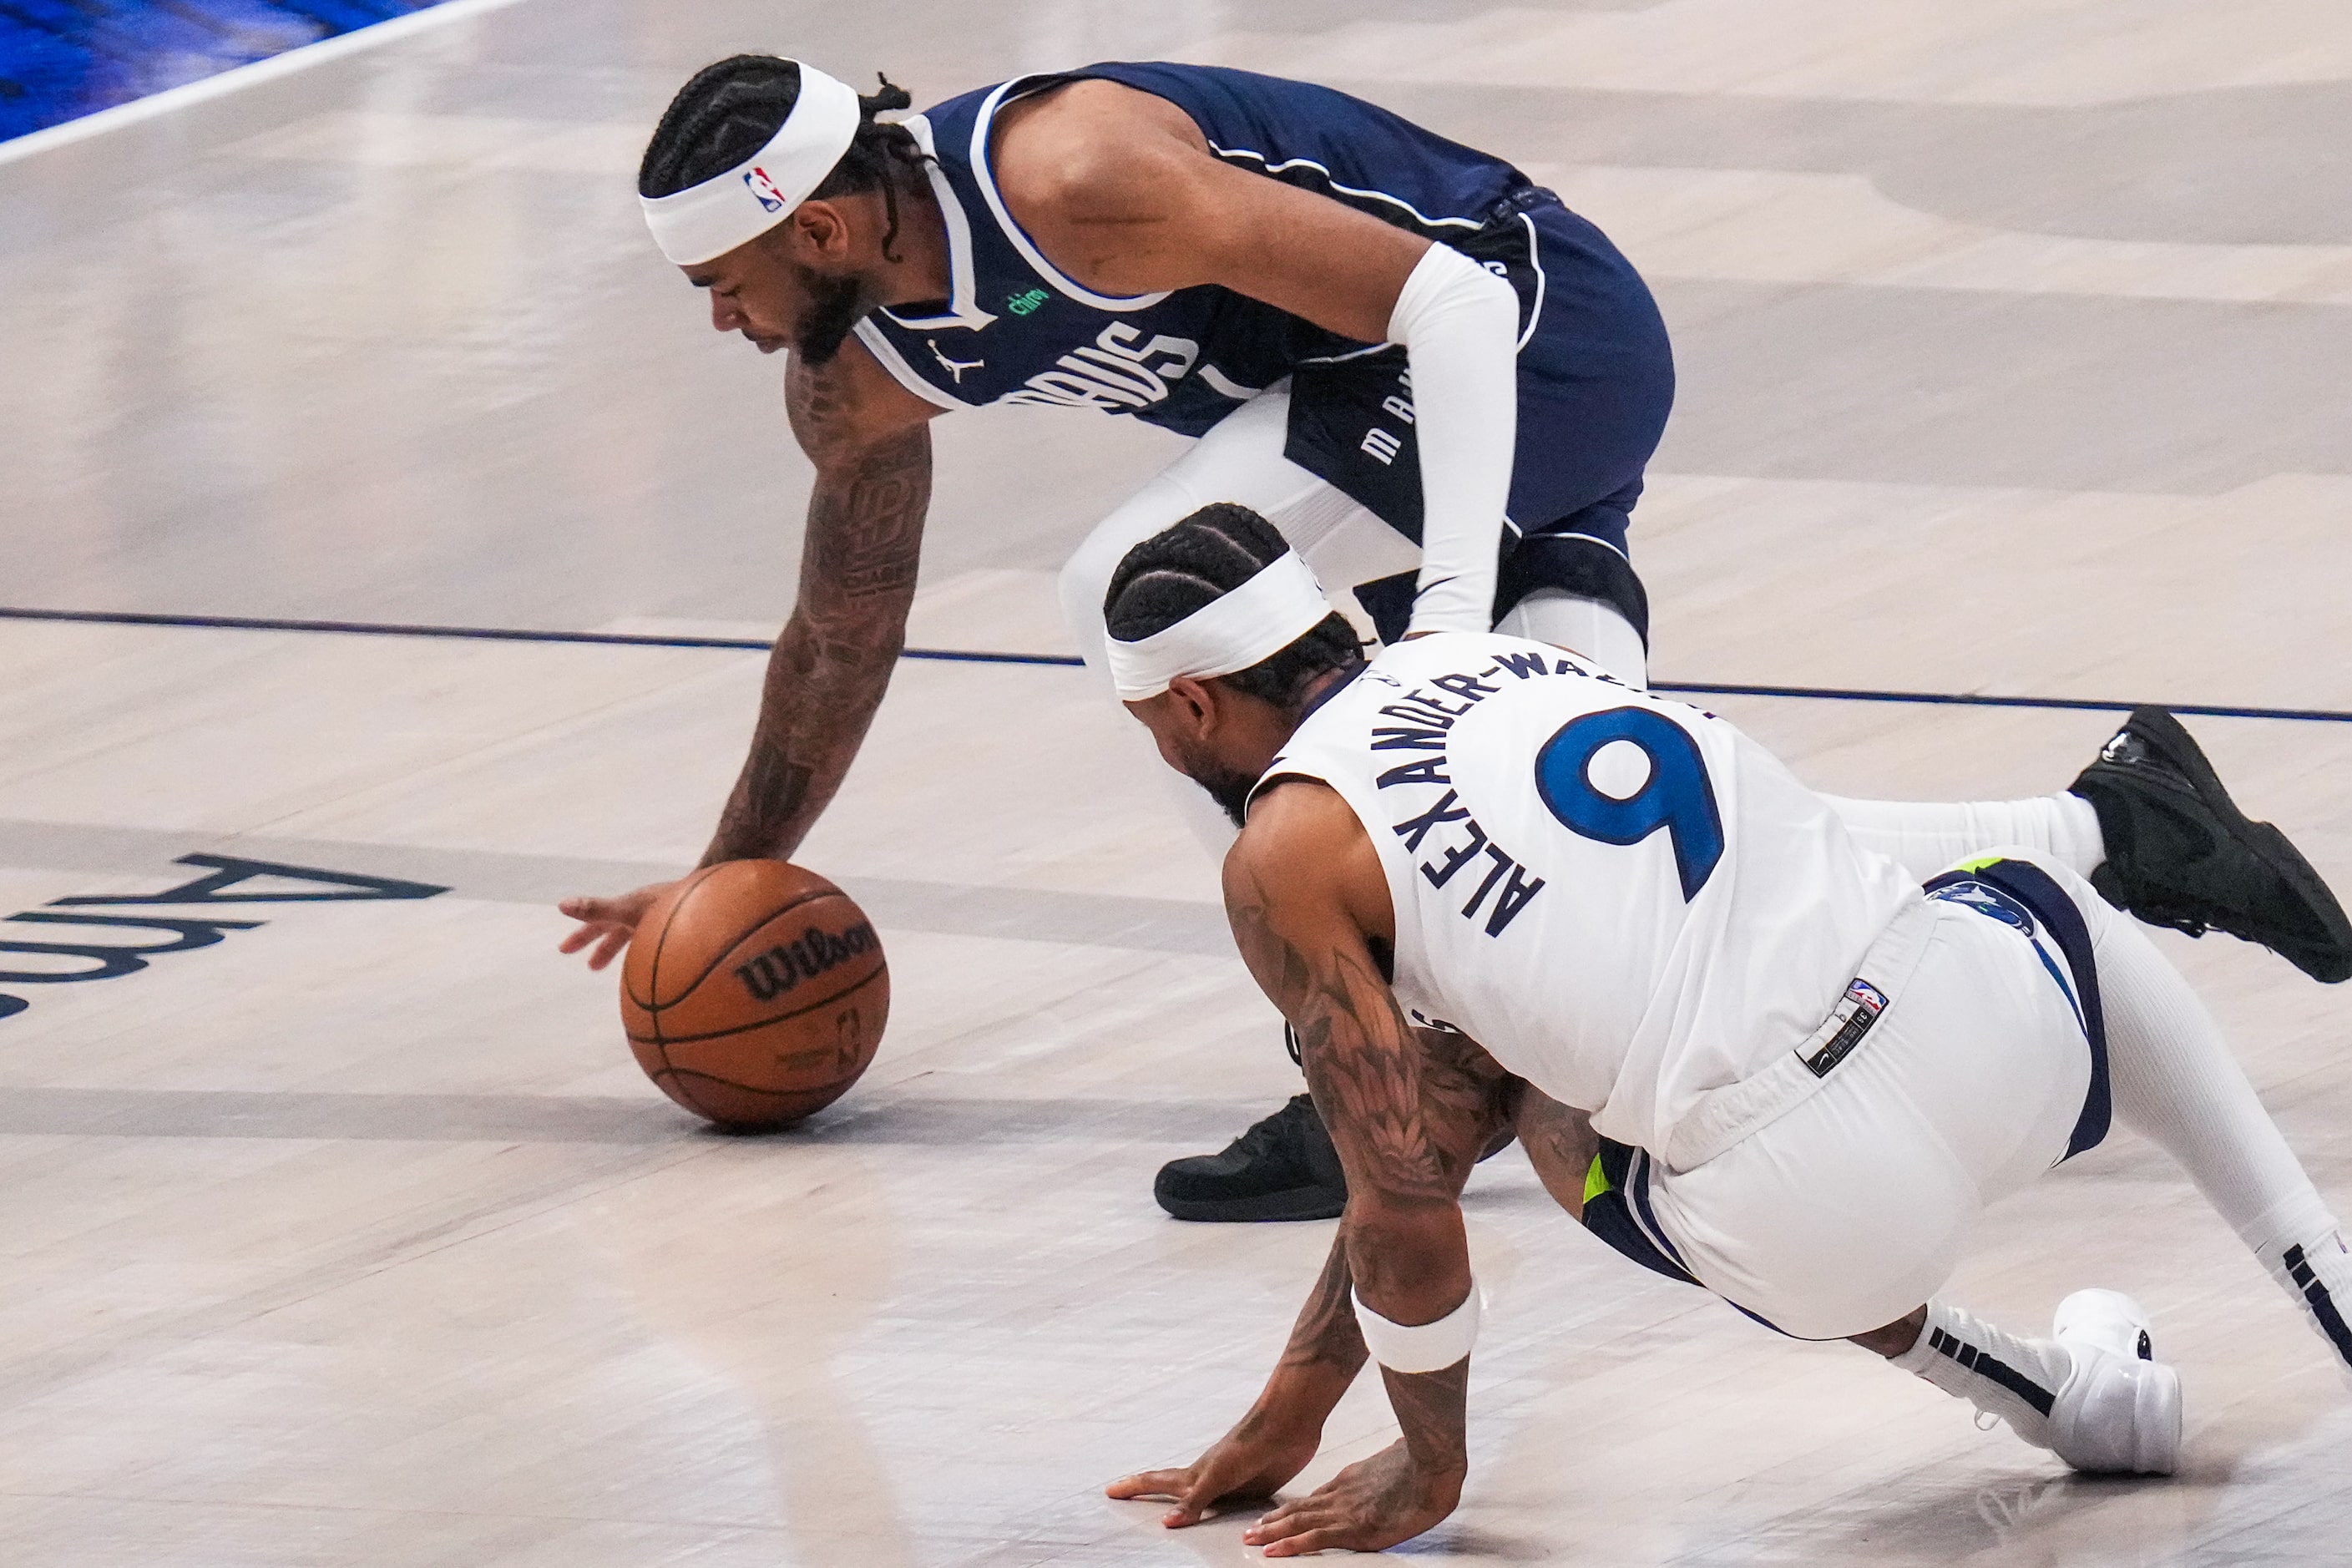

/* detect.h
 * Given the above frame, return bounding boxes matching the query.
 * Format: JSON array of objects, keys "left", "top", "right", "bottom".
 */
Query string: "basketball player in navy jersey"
[
  {"left": 1097, "top": 506, "right": 2352, "bottom": 1555},
  {"left": 557, "top": 56, "right": 2350, "bottom": 1218}
]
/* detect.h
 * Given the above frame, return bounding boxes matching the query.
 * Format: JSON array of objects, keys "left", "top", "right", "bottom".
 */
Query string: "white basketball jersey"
[{"left": 1261, "top": 632, "right": 1918, "bottom": 1159}]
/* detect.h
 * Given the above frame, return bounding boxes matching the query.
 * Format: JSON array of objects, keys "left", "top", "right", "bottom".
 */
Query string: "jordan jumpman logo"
[{"left": 929, "top": 340, "right": 984, "bottom": 383}]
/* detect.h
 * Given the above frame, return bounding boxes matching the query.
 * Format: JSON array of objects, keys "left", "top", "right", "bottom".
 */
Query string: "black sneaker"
[
  {"left": 2071, "top": 708, "right": 2352, "bottom": 983},
  {"left": 1155, "top": 1093, "right": 1348, "bottom": 1222}
]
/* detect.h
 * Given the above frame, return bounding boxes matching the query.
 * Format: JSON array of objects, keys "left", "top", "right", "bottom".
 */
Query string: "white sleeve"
[{"left": 1386, "top": 242, "right": 1520, "bottom": 635}]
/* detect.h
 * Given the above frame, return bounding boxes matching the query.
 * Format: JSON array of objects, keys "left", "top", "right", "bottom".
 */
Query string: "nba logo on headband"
[
  {"left": 640, "top": 62, "right": 864, "bottom": 266},
  {"left": 743, "top": 167, "right": 789, "bottom": 214}
]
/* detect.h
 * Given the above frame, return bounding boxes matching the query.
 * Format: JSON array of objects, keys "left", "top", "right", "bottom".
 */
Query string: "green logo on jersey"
[{"left": 1006, "top": 287, "right": 1050, "bottom": 316}]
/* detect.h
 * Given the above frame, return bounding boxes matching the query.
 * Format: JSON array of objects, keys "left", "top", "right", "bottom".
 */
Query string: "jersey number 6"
[{"left": 1533, "top": 707, "right": 1726, "bottom": 901}]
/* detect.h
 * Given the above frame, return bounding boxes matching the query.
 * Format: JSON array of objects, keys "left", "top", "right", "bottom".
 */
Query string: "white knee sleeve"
[
  {"left": 1494, "top": 589, "right": 1647, "bottom": 687},
  {"left": 1060, "top": 397, "right": 1346, "bottom": 860},
  {"left": 1058, "top": 472, "right": 1200, "bottom": 674},
  {"left": 1060, "top": 387, "right": 1370, "bottom": 673}
]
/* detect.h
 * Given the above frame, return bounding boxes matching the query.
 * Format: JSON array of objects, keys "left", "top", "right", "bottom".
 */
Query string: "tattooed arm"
[
  {"left": 558, "top": 340, "right": 938, "bottom": 965},
  {"left": 1110, "top": 779, "right": 1511, "bottom": 1554},
  {"left": 1514, "top": 1084, "right": 1600, "bottom": 1222},
  {"left": 699, "top": 342, "right": 935, "bottom": 866},
  {"left": 1105, "top": 1231, "right": 1365, "bottom": 1528}
]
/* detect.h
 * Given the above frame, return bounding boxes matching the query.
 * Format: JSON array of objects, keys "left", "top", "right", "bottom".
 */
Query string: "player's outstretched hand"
[
  {"left": 556, "top": 882, "right": 677, "bottom": 970},
  {"left": 1242, "top": 1438, "right": 1461, "bottom": 1557},
  {"left": 1105, "top": 1420, "right": 1320, "bottom": 1529}
]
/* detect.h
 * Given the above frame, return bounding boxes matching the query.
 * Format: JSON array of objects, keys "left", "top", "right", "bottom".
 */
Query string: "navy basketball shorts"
[
  {"left": 1284, "top": 192, "right": 1677, "bottom": 648},
  {"left": 1056, "top": 194, "right": 1674, "bottom": 682}
]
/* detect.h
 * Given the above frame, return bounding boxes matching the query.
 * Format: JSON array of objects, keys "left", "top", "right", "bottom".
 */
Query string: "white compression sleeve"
[
  {"left": 1820, "top": 793, "right": 2106, "bottom": 883},
  {"left": 1388, "top": 243, "right": 1520, "bottom": 636},
  {"left": 2083, "top": 893, "right": 2352, "bottom": 1373}
]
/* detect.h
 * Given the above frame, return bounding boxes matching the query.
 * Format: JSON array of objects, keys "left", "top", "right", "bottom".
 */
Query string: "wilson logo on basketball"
[{"left": 734, "top": 921, "right": 878, "bottom": 1003}]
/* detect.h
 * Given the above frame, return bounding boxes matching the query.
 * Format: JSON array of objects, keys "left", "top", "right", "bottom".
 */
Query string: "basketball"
[{"left": 620, "top": 861, "right": 888, "bottom": 1130}]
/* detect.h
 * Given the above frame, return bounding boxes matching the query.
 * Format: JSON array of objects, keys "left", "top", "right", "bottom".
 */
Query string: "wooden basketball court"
[{"left": 3, "top": 2, "right": 2348, "bottom": 1561}]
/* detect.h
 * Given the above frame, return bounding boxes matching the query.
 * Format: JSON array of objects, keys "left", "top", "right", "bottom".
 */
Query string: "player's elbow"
[{"left": 779, "top": 596, "right": 909, "bottom": 665}]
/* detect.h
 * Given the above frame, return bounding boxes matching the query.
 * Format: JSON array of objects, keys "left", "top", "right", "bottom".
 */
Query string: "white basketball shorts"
[{"left": 1641, "top": 852, "right": 2102, "bottom": 1339}]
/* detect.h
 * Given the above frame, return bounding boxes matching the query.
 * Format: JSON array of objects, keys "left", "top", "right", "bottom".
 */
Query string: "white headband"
[
  {"left": 1106, "top": 551, "right": 1336, "bottom": 702},
  {"left": 640, "top": 62, "right": 863, "bottom": 266}
]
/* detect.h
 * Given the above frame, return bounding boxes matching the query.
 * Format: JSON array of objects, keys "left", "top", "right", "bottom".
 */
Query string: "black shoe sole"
[
  {"left": 2087, "top": 709, "right": 2352, "bottom": 984},
  {"left": 1156, "top": 1185, "right": 1348, "bottom": 1223}
]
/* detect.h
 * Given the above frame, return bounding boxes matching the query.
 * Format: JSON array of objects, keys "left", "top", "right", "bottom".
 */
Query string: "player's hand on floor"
[
  {"left": 1105, "top": 1420, "right": 1321, "bottom": 1528},
  {"left": 1242, "top": 1438, "right": 1462, "bottom": 1557},
  {"left": 556, "top": 882, "right": 676, "bottom": 970}
]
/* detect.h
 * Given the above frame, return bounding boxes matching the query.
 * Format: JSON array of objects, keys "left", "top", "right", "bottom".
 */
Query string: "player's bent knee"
[{"left": 1928, "top": 845, "right": 2113, "bottom": 933}]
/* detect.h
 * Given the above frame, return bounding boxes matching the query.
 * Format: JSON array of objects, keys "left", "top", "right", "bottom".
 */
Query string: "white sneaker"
[{"left": 2046, "top": 1289, "right": 2182, "bottom": 1474}]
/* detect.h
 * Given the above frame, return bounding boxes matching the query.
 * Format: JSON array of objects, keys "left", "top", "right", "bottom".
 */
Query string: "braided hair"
[
  {"left": 1105, "top": 503, "right": 1363, "bottom": 711},
  {"left": 638, "top": 56, "right": 930, "bottom": 261}
]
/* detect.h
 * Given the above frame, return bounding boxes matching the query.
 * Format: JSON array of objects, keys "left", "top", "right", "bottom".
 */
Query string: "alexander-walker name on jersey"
[{"left": 1369, "top": 649, "right": 1592, "bottom": 939}]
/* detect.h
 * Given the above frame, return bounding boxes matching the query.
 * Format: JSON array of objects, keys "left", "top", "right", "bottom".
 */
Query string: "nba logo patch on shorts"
[{"left": 1799, "top": 978, "right": 1887, "bottom": 1079}]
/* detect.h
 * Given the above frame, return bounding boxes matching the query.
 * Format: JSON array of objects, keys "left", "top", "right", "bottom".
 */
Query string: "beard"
[
  {"left": 792, "top": 265, "right": 870, "bottom": 365},
  {"left": 1191, "top": 759, "right": 1263, "bottom": 830}
]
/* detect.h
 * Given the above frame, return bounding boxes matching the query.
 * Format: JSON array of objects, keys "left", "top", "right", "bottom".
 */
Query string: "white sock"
[
  {"left": 2274, "top": 1231, "right": 2352, "bottom": 1378},
  {"left": 1892, "top": 1299, "right": 2071, "bottom": 1449},
  {"left": 2088, "top": 888, "right": 2352, "bottom": 1373},
  {"left": 1821, "top": 793, "right": 2107, "bottom": 883}
]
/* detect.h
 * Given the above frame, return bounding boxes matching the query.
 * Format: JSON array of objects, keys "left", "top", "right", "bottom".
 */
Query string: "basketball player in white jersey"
[
  {"left": 1096, "top": 506, "right": 2352, "bottom": 1555},
  {"left": 561, "top": 54, "right": 2349, "bottom": 1222}
]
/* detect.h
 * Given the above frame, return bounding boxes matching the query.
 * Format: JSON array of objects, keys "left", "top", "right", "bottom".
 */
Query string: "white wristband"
[{"left": 1353, "top": 1282, "right": 1482, "bottom": 1373}]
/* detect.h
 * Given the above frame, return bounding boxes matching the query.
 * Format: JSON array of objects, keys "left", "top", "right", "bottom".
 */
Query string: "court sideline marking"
[
  {"left": 0, "top": 0, "right": 530, "bottom": 168},
  {"left": 3, "top": 604, "right": 2345, "bottom": 726}
]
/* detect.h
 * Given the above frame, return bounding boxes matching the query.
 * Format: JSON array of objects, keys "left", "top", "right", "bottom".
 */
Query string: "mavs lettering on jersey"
[
  {"left": 997, "top": 322, "right": 1201, "bottom": 412},
  {"left": 848, "top": 61, "right": 1674, "bottom": 652}
]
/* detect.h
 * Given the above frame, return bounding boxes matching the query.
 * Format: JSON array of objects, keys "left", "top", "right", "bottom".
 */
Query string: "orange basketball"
[{"left": 620, "top": 860, "right": 888, "bottom": 1130}]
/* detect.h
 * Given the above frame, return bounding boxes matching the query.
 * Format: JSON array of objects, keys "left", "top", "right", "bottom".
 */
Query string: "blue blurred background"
[{"left": 0, "top": 2, "right": 448, "bottom": 141}]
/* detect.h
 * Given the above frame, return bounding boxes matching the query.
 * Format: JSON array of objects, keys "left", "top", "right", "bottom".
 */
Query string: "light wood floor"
[{"left": 3, "top": 3, "right": 2349, "bottom": 1563}]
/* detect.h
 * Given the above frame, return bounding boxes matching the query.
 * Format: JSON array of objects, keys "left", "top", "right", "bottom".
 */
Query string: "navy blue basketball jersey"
[{"left": 852, "top": 62, "right": 1537, "bottom": 436}]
